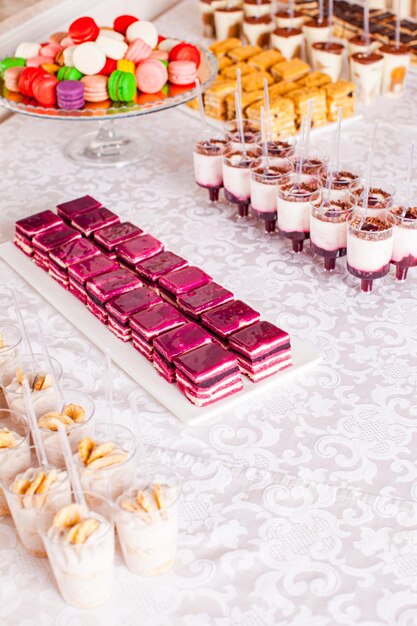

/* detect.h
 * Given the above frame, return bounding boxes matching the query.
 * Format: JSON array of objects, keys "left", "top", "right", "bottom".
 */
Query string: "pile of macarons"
[{"left": 0, "top": 14, "right": 202, "bottom": 110}]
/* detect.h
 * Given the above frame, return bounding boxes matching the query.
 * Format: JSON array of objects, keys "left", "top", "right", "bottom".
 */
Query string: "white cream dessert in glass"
[
  {"left": 348, "top": 178, "right": 395, "bottom": 218},
  {"left": 74, "top": 424, "right": 137, "bottom": 501},
  {"left": 250, "top": 156, "right": 293, "bottom": 232},
  {"left": 277, "top": 173, "right": 322, "bottom": 252},
  {"left": 223, "top": 144, "right": 260, "bottom": 217},
  {"left": 274, "top": 9, "right": 304, "bottom": 29},
  {"left": 255, "top": 135, "right": 297, "bottom": 159},
  {"left": 193, "top": 131, "right": 227, "bottom": 203},
  {"left": 311, "top": 41, "right": 344, "bottom": 81},
  {"left": 347, "top": 34, "right": 378, "bottom": 57},
  {"left": 310, "top": 195, "right": 352, "bottom": 270},
  {"left": 242, "top": 15, "right": 274, "bottom": 47},
  {"left": 271, "top": 27, "right": 304, "bottom": 60},
  {"left": 322, "top": 162, "right": 362, "bottom": 202},
  {"left": 116, "top": 471, "right": 180, "bottom": 576},
  {"left": 39, "top": 498, "right": 115, "bottom": 608},
  {"left": 347, "top": 213, "right": 395, "bottom": 292},
  {"left": 303, "top": 18, "right": 332, "bottom": 63},
  {"left": 379, "top": 44, "right": 410, "bottom": 98},
  {"left": 4, "top": 450, "right": 71, "bottom": 557},
  {"left": 3, "top": 354, "right": 62, "bottom": 419},
  {"left": 0, "top": 409, "right": 30, "bottom": 516},
  {"left": 389, "top": 205, "right": 417, "bottom": 280},
  {"left": 214, "top": 6, "right": 244, "bottom": 40},
  {"left": 38, "top": 390, "right": 95, "bottom": 468},
  {"left": 225, "top": 118, "right": 260, "bottom": 151},
  {"left": 291, "top": 150, "right": 329, "bottom": 177},
  {"left": 350, "top": 51, "right": 384, "bottom": 104},
  {"left": 0, "top": 325, "right": 22, "bottom": 388},
  {"left": 243, "top": 0, "right": 271, "bottom": 18},
  {"left": 198, "top": 0, "right": 227, "bottom": 37}
]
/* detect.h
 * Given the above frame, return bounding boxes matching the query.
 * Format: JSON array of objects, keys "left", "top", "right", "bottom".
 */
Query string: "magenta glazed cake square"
[
  {"left": 32, "top": 224, "right": 81, "bottom": 254},
  {"left": 105, "top": 286, "right": 162, "bottom": 327},
  {"left": 49, "top": 238, "right": 100, "bottom": 271},
  {"left": 153, "top": 322, "right": 212, "bottom": 364},
  {"left": 136, "top": 251, "right": 188, "bottom": 283},
  {"left": 15, "top": 210, "right": 62, "bottom": 239},
  {"left": 71, "top": 207, "right": 120, "bottom": 237},
  {"left": 130, "top": 302, "right": 186, "bottom": 359},
  {"left": 115, "top": 234, "right": 164, "bottom": 267},
  {"left": 94, "top": 222, "right": 143, "bottom": 251},
  {"left": 201, "top": 300, "right": 260, "bottom": 339},
  {"left": 56, "top": 195, "right": 102, "bottom": 221},
  {"left": 68, "top": 254, "right": 119, "bottom": 287},
  {"left": 158, "top": 266, "right": 212, "bottom": 296},
  {"left": 86, "top": 268, "right": 142, "bottom": 306},
  {"left": 177, "top": 282, "right": 234, "bottom": 318}
]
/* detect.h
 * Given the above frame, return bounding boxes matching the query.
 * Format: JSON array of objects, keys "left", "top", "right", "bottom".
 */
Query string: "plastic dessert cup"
[
  {"left": 224, "top": 119, "right": 261, "bottom": 151},
  {"left": 242, "top": 16, "right": 274, "bottom": 47},
  {"left": 75, "top": 423, "right": 137, "bottom": 501},
  {"left": 0, "top": 324, "right": 22, "bottom": 387},
  {"left": 222, "top": 145, "right": 260, "bottom": 217},
  {"left": 310, "top": 195, "right": 352, "bottom": 270},
  {"left": 379, "top": 44, "right": 410, "bottom": 98},
  {"left": 2, "top": 354, "right": 63, "bottom": 419},
  {"left": 346, "top": 212, "right": 395, "bottom": 292},
  {"left": 244, "top": 0, "right": 271, "bottom": 18},
  {"left": 214, "top": 6, "right": 244, "bottom": 40},
  {"left": 255, "top": 135, "right": 297, "bottom": 159},
  {"left": 302, "top": 18, "right": 332, "bottom": 64},
  {"left": 347, "top": 35, "right": 378, "bottom": 58},
  {"left": 323, "top": 162, "right": 362, "bottom": 202},
  {"left": 198, "top": 0, "right": 227, "bottom": 37},
  {"left": 115, "top": 466, "right": 180, "bottom": 576},
  {"left": 274, "top": 10, "right": 304, "bottom": 29},
  {"left": 350, "top": 52, "right": 384, "bottom": 105},
  {"left": 38, "top": 494, "right": 115, "bottom": 608},
  {"left": 0, "top": 409, "right": 30, "bottom": 516},
  {"left": 277, "top": 173, "right": 322, "bottom": 252},
  {"left": 193, "top": 131, "right": 227, "bottom": 203},
  {"left": 311, "top": 41, "right": 344, "bottom": 81},
  {"left": 291, "top": 151, "right": 328, "bottom": 176},
  {"left": 348, "top": 178, "right": 395, "bottom": 217},
  {"left": 271, "top": 27, "right": 304, "bottom": 60},
  {"left": 250, "top": 157, "right": 293, "bottom": 232},
  {"left": 389, "top": 205, "right": 417, "bottom": 280},
  {"left": 38, "top": 390, "right": 95, "bottom": 468},
  {"left": 3, "top": 447, "right": 71, "bottom": 557}
]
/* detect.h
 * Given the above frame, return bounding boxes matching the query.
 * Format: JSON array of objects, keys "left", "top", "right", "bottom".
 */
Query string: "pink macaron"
[
  {"left": 26, "top": 55, "right": 55, "bottom": 67},
  {"left": 125, "top": 37, "right": 152, "bottom": 63},
  {"left": 4, "top": 66, "right": 25, "bottom": 92},
  {"left": 135, "top": 58, "right": 168, "bottom": 94},
  {"left": 41, "top": 42, "right": 63, "bottom": 57},
  {"left": 81, "top": 74, "right": 109, "bottom": 102},
  {"left": 60, "top": 35, "right": 75, "bottom": 48},
  {"left": 168, "top": 60, "right": 197, "bottom": 86},
  {"left": 151, "top": 49, "right": 168, "bottom": 61}
]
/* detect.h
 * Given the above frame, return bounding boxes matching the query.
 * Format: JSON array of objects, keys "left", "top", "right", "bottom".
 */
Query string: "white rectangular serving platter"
[
  {"left": 179, "top": 104, "right": 362, "bottom": 138},
  {"left": 0, "top": 242, "right": 321, "bottom": 426}
]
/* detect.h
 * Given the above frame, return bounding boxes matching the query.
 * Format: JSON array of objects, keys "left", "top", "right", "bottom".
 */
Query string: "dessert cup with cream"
[
  {"left": 0, "top": 408, "right": 30, "bottom": 516},
  {"left": 0, "top": 325, "right": 22, "bottom": 388},
  {"left": 277, "top": 173, "right": 322, "bottom": 252},
  {"left": 193, "top": 131, "right": 227, "bottom": 203},
  {"left": 389, "top": 204, "right": 417, "bottom": 280},
  {"left": 222, "top": 144, "right": 260, "bottom": 217},
  {"left": 250, "top": 156, "right": 293, "bottom": 232}
]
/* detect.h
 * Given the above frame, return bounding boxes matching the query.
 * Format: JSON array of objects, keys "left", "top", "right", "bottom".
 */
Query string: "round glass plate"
[{"left": 0, "top": 44, "right": 218, "bottom": 167}]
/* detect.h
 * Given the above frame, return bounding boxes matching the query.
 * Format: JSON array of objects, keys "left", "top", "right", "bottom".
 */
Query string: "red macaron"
[
  {"left": 32, "top": 73, "right": 58, "bottom": 107},
  {"left": 168, "top": 42, "right": 201, "bottom": 68},
  {"left": 114, "top": 15, "right": 139, "bottom": 35},
  {"left": 69, "top": 16, "right": 99, "bottom": 45},
  {"left": 18, "top": 67, "right": 48, "bottom": 97},
  {"left": 99, "top": 57, "right": 118, "bottom": 76}
]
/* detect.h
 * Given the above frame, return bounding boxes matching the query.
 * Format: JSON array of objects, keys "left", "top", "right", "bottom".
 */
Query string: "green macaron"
[
  {"left": 0, "top": 57, "right": 26, "bottom": 77},
  {"left": 57, "top": 66, "right": 83, "bottom": 81},
  {"left": 108, "top": 70, "right": 137, "bottom": 102}
]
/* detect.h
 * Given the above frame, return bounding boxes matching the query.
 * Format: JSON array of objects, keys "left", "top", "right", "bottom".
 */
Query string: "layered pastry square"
[
  {"left": 49, "top": 238, "right": 100, "bottom": 289},
  {"left": 130, "top": 302, "right": 186, "bottom": 360},
  {"left": 56, "top": 195, "right": 102, "bottom": 222},
  {"left": 135, "top": 251, "right": 188, "bottom": 285},
  {"left": 201, "top": 300, "right": 260, "bottom": 339},
  {"left": 153, "top": 322, "right": 212, "bottom": 383},
  {"left": 174, "top": 342, "right": 243, "bottom": 407},
  {"left": 14, "top": 210, "right": 63, "bottom": 257},
  {"left": 158, "top": 266, "right": 212, "bottom": 304},
  {"left": 177, "top": 282, "right": 234, "bottom": 318},
  {"left": 93, "top": 222, "right": 143, "bottom": 259},
  {"left": 86, "top": 268, "right": 142, "bottom": 324},
  {"left": 105, "top": 286, "right": 162, "bottom": 342},
  {"left": 32, "top": 225, "right": 81, "bottom": 271},
  {"left": 68, "top": 254, "right": 119, "bottom": 304},
  {"left": 115, "top": 234, "right": 164, "bottom": 268},
  {"left": 228, "top": 320, "right": 292, "bottom": 381},
  {"left": 71, "top": 207, "right": 120, "bottom": 238}
]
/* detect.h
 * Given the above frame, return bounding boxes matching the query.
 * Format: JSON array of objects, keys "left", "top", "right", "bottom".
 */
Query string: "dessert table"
[{"left": 1, "top": 0, "right": 417, "bottom": 624}]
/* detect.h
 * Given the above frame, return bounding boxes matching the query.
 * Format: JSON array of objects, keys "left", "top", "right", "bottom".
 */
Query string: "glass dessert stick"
[
  {"left": 23, "top": 379, "right": 49, "bottom": 468},
  {"left": 37, "top": 320, "right": 65, "bottom": 411}
]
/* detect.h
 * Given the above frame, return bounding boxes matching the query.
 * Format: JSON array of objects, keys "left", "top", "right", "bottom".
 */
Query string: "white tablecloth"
[{"left": 1, "top": 2, "right": 417, "bottom": 623}]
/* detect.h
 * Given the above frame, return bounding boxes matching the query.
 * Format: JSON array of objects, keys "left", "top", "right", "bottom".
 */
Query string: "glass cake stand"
[{"left": 0, "top": 44, "right": 217, "bottom": 168}]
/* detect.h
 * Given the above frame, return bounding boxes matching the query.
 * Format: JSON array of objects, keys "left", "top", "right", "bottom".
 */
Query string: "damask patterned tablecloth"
[{"left": 1, "top": 1, "right": 417, "bottom": 623}]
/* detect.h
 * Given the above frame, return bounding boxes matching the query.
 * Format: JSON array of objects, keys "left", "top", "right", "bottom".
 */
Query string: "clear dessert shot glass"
[
  {"left": 310, "top": 194, "right": 353, "bottom": 271},
  {"left": 0, "top": 408, "right": 30, "bottom": 516},
  {"left": 389, "top": 204, "right": 417, "bottom": 281},
  {"left": 38, "top": 492, "right": 115, "bottom": 608},
  {"left": 222, "top": 143, "right": 261, "bottom": 217},
  {"left": 224, "top": 118, "right": 261, "bottom": 150},
  {"left": 193, "top": 130, "right": 227, "bottom": 203},
  {"left": 277, "top": 173, "right": 322, "bottom": 252},
  {"left": 0, "top": 324, "right": 22, "bottom": 387},
  {"left": 348, "top": 178, "right": 396, "bottom": 217},
  {"left": 250, "top": 156, "right": 293, "bottom": 232},
  {"left": 115, "top": 464, "right": 181, "bottom": 576}
]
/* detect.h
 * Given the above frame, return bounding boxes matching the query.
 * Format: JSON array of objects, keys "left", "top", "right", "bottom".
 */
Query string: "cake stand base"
[{"left": 64, "top": 120, "right": 152, "bottom": 168}]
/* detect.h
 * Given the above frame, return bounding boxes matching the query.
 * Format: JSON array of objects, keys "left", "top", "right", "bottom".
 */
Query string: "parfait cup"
[
  {"left": 0, "top": 408, "right": 30, "bottom": 516},
  {"left": 389, "top": 204, "right": 417, "bottom": 281},
  {"left": 277, "top": 173, "right": 322, "bottom": 252},
  {"left": 310, "top": 193, "right": 353, "bottom": 271},
  {"left": 193, "top": 130, "right": 227, "bottom": 203},
  {"left": 222, "top": 143, "right": 261, "bottom": 217},
  {"left": 250, "top": 156, "right": 293, "bottom": 232}
]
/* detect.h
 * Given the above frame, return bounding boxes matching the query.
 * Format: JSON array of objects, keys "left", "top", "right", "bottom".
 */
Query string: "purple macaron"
[{"left": 56, "top": 80, "right": 85, "bottom": 110}]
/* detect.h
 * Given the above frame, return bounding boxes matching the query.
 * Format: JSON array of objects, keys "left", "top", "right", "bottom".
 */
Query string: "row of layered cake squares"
[{"left": 14, "top": 194, "right": 292, "bottom": 406}]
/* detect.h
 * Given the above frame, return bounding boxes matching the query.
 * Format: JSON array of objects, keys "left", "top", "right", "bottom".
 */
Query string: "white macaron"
[
  {"left": 96, "top": 33, "right": 128, "bottom": 60},
  {"left": 99, "top": 28, "right": 125, "bottom": 41},
  {"left": 126, "top": 20, "right": 158, "bottom": 48},
  {"left": 158, "top": 38, "right": 181, "bottom": 52},
  {"left": 15, "top": 42, "right": 41, "bottom": 59},
  {"left": 73, "top": 41, "right": 106, "bottom": 75},
  {"left": 63, "top": 45, "right": 77, "bottom": 66}
]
